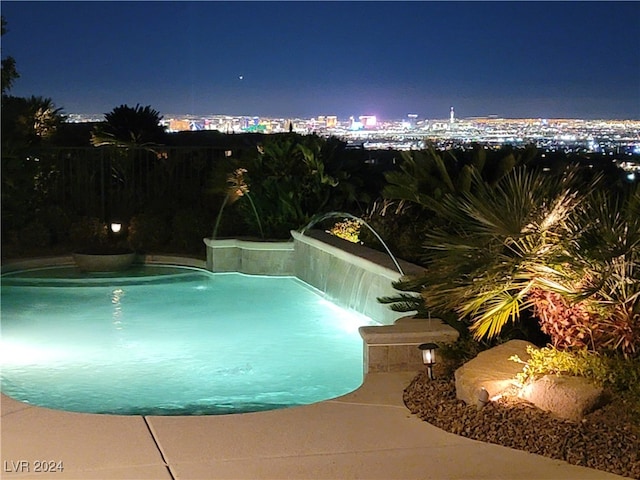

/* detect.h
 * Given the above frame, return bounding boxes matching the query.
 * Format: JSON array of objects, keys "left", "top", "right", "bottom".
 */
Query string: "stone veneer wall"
[
  {"left": 359, "top": 317, "right": 459, "bottom": 374},
  {"left": 291, "top": 230, "right": 411, "bottom": 325},
  {"left": 203, "top": 238, "right": 295, "bottom": 275}
]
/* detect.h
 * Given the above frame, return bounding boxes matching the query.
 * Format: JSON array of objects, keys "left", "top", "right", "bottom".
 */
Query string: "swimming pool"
[{"left": 0, "top": 265, "right": 377, "bottom": 415}]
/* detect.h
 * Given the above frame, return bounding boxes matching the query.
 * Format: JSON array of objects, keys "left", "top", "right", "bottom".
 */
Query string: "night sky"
[{"left": 2, "top": 1, "right": 639, "bottom": 120}]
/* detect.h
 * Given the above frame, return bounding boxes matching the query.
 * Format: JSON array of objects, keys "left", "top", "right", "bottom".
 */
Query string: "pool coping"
[
  {"left": 0, "top": 253, "right": 207, "bottom": 273},
  {"left": 0, "top": 374, "right": 621, "bottom": 480}
]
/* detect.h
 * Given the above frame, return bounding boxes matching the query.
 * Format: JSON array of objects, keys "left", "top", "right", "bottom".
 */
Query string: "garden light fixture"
[
  {"left": 418, "top": 342, "right": 439, "bottom": 380},
  {"left": 110, "top": 223, "right": 122, "bottom": 234},
  {"left": 477, "top": 387, "right": 490, "bottom": 409}
]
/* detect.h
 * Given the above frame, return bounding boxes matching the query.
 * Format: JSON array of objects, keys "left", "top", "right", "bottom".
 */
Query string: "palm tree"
[
  {"left": 30, "top": 96, "right": 65, "bottom": 138},
  {"left": 91, "top": 104, "right": 166, "bottom": 148},
  {"left": 1, "top": 95, "right": 65, "bottom": 150},
  {"left": 369, "top": 145, "right": 536, "bottom": 264},
  {"left": 382, "top": 147, "right": 460, "bottom": 206},
  {"left": 393, "top": 165, "right": 596, "bottom": 340},
  {"left": 382, "top": 144, "right": 535, "bottom": 209}
]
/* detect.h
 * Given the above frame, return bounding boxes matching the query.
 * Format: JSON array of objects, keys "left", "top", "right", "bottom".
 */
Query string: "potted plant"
[{"left": 70, "top": 216, "right": 136, "bottom": 272}]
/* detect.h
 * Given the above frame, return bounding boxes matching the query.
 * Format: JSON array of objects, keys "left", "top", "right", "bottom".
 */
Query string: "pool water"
[{"left": 0, "top": 266, "right": 377, "bottom": 415}]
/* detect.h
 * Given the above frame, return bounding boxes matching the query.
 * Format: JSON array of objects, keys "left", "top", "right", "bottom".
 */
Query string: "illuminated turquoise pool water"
[{"left": 0, "top": 266, "right": 376, "bottom": 415}]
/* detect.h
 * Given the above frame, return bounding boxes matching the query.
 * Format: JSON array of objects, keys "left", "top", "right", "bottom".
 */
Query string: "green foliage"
[
  {"left": 319, "top": 137, "right": 377, "bottom": 212},
  {"left": 1, "top": 56, "right": 18, "bottom": 95},
  {"left": 37, "top": 205, "right": 71, "bottom": 244},
  {"left": 380, "top": 160, "right": 638, "bottom": 356},
  {"left": 170, "top": 208, "right": 211, "bottom": 253},
  {"left": 529, "top": 184, "right": 640, "bottom": 357},
  {"left": 212, "top": 134, "right": 377, "bottom": 240},
  {"left": 127, "top": 213, "right": 171, "bottom": 252},
  {"left": 17, "top": 220, "right": 51, "bottom": 248},
  {"left": 69, "top": 216, "right": 108, "bottom": 248},
  {"left": 370, "top": 145, "right": 535, "bottom": 265},
  {"left": 362, "top": 199, "right": 431, "bottom": 264},
  {"left": 511, "top": 345, "right": 640, "bottom": 395},
  {"left": 383, "top": 147, "right": 458, "bottom": 206},
  {"left": 378, "top": 278, "right": 469, "bottom": 335},
  {"left": 382, "top": 144, "right": 532, "bottom": 210},
  {"left": 1, "top": 96, "right": 66, "bottom": 151},
  {"left": 231, "top": 134, "right": 342, "bottom": 239},
  {"left": 412, "top": 166, "right": 592, "bottom": 341},
  {"left": 511, "top": 345, "right": 607, "bottom": 385}
]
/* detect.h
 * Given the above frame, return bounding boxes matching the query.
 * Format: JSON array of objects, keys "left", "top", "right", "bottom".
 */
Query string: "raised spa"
[{"left": 0, "top": 265, "right": 377, "bottom": 415}]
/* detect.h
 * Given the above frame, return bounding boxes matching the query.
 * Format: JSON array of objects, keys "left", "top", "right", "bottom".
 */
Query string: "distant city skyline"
[{"left": 2, "top": 1, "right": 639, "bottom": 120}]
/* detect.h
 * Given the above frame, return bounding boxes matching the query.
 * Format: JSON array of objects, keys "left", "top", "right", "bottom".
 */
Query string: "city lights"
[{"left": 66, "top": 112, "right": 640, "bottom": 155}]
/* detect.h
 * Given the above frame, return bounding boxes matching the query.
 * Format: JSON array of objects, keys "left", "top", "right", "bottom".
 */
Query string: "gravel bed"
[{"left": 404, "top": 371, "right": 640, "bottom": 479}]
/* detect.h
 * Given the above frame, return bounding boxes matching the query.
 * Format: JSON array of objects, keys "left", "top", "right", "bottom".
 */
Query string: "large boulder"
[
  {"left": 455, "top": 339, "right": 534, "bottom": 406},
  {"left": 518, "top": 375, "right": 606, "bottom": 422},
  {"left": 455, "top": 340, "right": 608, "bottom": 422}
]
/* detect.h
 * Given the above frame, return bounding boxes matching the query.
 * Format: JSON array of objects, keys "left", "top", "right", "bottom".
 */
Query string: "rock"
[
  {"left": 454, "top": 339, "right": 534, "bottom": 406},
  {"left": 518, "top": 374, "right": 607, "bottom": 422},
  {"left": 404, "top": 370, "right": 640, "bottom": 479}
]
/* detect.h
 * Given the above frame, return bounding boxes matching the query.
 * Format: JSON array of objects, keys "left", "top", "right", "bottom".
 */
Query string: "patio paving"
[{"left": 1, "top": 372, "right": 624, "bottom": 479}]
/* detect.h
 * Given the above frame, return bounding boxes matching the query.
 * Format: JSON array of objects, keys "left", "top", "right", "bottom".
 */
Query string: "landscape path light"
[
  {"left": 110, "top": 222, "right": 122, "bottom": 234},
  {"left": 418, "top": 342, "right": 439, "bottom": 380}
]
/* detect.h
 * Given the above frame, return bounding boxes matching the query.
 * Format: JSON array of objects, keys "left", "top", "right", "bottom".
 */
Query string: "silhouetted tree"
[
  {"left": 91, "top": 104, "right": 166, "bottom": 148},
  {"left": 1, "top": 95, "right": 65, "bottom": 151},
  {"left": 1, "top": 16, "right": 20, "bottom": 95}
]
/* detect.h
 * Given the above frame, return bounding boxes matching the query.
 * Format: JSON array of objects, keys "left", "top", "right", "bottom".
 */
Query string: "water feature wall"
[
  {"left": 290, "top": 231, "right": 412, "bottom": 325},
  {"left": 203, "top": 238, "right": 295, "bottom": 275},
  {"left": 204, "top": 232, "right": 424, "bottom": 325}
]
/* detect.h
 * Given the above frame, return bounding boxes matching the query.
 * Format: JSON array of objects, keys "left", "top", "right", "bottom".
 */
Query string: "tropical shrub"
[
  {"left": 511, "top": 345, "right": 640, "bottom": 393},
  {"left": 127, "top": 213, "right": 171, "bottom": 252},
  {"left": 531, "top": 277, "right": 639, "bottom": 358},
  {"left": 230, "top": 134, "right": 340, "bottom": 239},
  {"left": 382, "top": 144, "right": 535, "bottom": 208},
  {"left": 69, "top": 216, "right": 108, "bottom": 248},
  {"left": 37, "top": 205, "right": 71, "bottom": 244},
  {"left": 368, "top": 145, "right": 536, "bottom": 264},
  {"left": 383, "top": 159, "right": 639, "bottom": 359},
  {"left": 170, "top": 208, "right": 211, "bottom": 253},
  {"left": 17, "top": 220, "right": 51, "bottom": 248},
  {"left": 529, "top": 288, "right": 598, "bottom": 350},
  {"left": 362, "top": 199, "right": 431, "bottom": 264},
  {"left": 397, "top": 166, "right": 589, "bottom": 340},
  {"left": 564, "top": 186, "right": 640, "bottom": 357},
  {"left": 525, "top": 184, "right": 640, "bottom": 357},
  {"left": 1, "top": 95, "right": 65, "bottom": 151}
]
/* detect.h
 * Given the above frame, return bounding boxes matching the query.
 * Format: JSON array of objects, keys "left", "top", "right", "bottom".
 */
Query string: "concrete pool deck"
[{"left": 1, "top": 372, "right": 623, "bottom": 480}]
